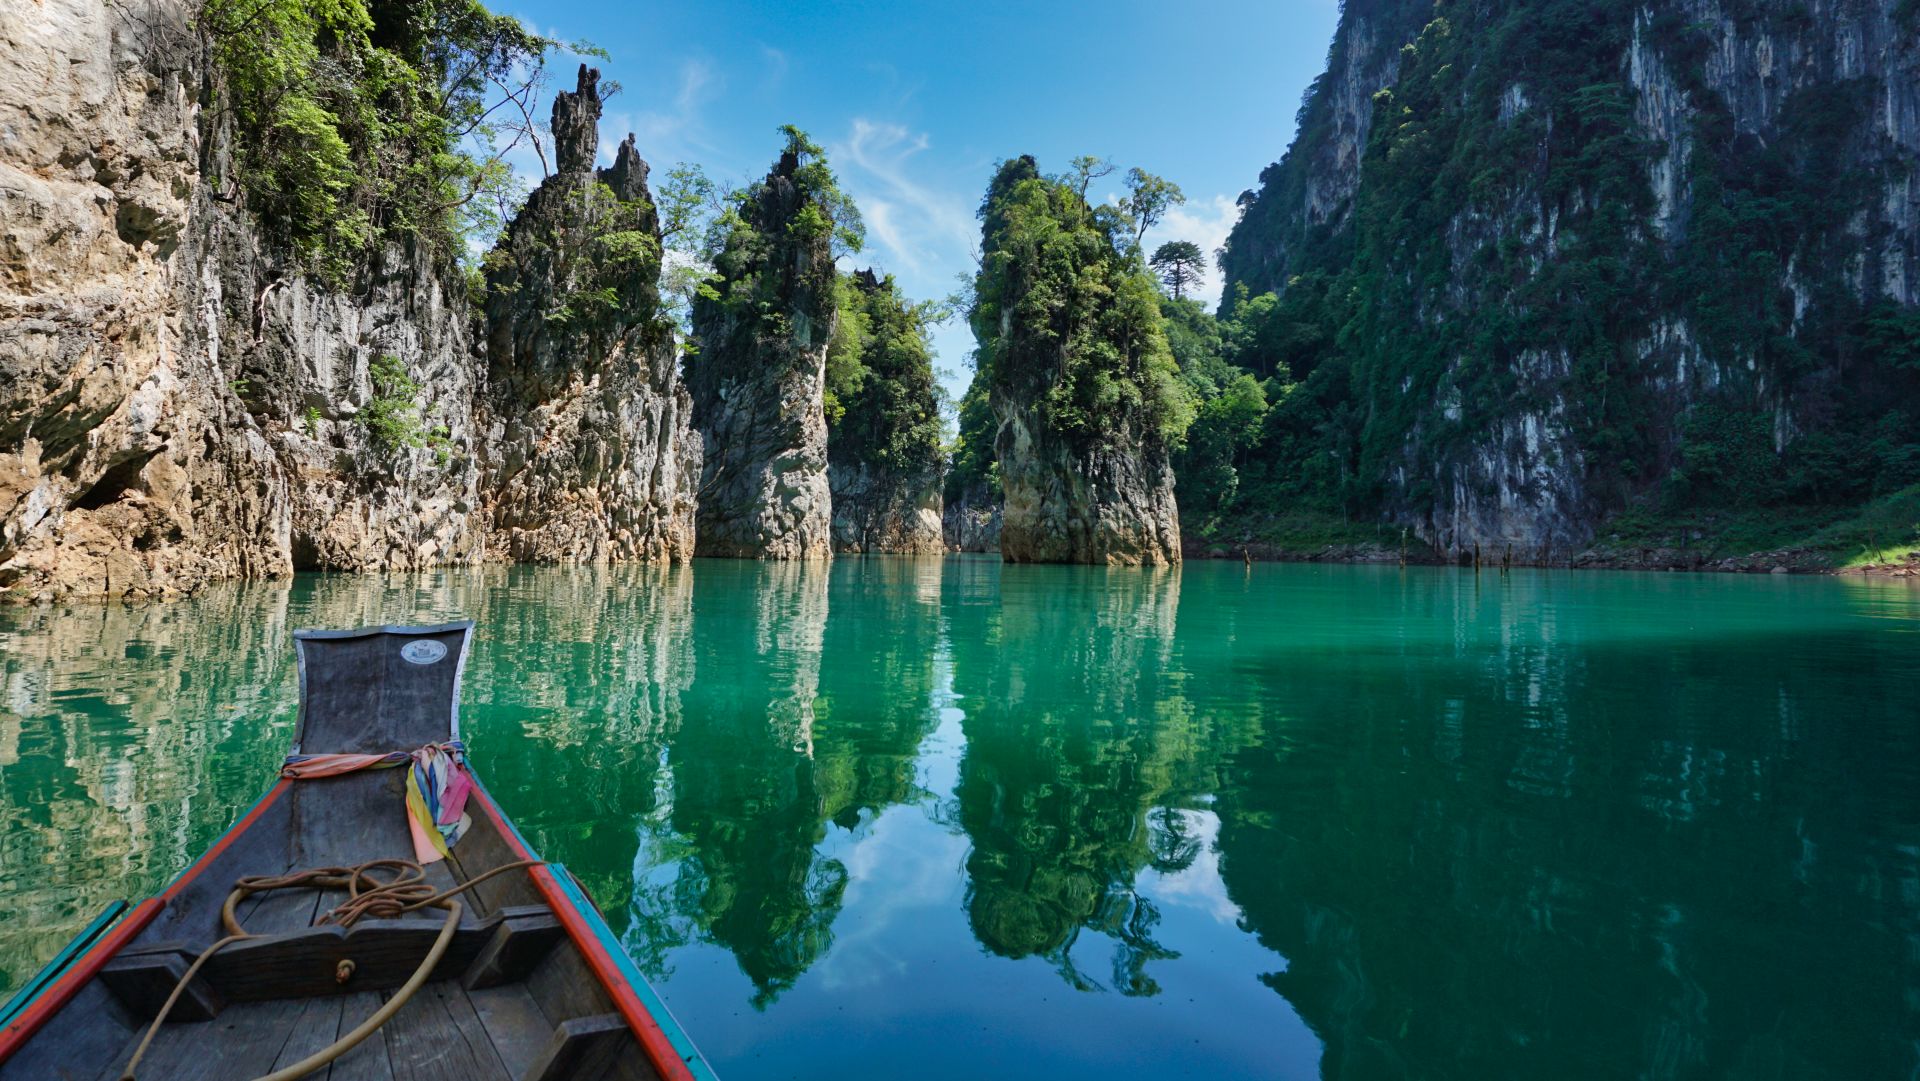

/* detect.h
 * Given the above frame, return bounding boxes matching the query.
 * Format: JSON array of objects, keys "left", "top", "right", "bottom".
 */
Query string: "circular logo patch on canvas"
[{"left": 400, "top": 640, "right": 448, "bottom": 666}]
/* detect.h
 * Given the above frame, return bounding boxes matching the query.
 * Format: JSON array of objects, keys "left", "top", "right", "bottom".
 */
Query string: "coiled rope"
[{"left": 119, "top": 857, "right": 543, "bottom": 1081}]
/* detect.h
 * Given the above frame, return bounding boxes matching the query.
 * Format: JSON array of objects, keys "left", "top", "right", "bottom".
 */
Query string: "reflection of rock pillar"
[
  {"left": 813, "top": 556, "right": 945, "bottom": 824},
  {"left": 1108, "top": 567, "right": 1181, "bottom": 669},
  {"left": 666, "top": 559, "right": 844, "bottom": 1002},
  {"left": 628, "top": 565, "right": 696, "bottom": 742},
  {"left": 754, "top": 561, "right": 829, "bottom": 756},
  {"left": 948, "top": 564, "right": 1190, "bottom": 990}
]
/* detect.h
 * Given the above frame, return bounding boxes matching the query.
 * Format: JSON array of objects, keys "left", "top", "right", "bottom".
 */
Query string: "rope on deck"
[{"left": 118, "top": 857, "right": 543, "bottom": 1081}]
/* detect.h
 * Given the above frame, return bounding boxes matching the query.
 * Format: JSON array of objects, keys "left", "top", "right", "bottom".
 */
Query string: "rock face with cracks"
[
  {"left": 1221, "top": 0, "right": 1920, "bottom": 557},
  {"left": 0, "top": 3, "right": 701, "bottom": 602},
  {"left": 687, "top": 147, "right": 841, "bottom": 560},
  {"left": 0, "top": 0, "right": 485, "bottom": 601},
  {"left": 480, "top": 65, "right": 699, "bottom": 565}
]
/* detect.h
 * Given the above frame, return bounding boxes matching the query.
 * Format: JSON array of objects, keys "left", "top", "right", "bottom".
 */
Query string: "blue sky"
[{"left": 509, "top": 0, "right": 1343, "bottom": 401}]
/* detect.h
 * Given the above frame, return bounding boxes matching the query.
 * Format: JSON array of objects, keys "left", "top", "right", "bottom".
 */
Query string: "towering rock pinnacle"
[
  {"left": 826, "top": 269, "right": 946, "bottom": 554},
  {"left": 687, "top": 141, "right": 843, "bottom": 560},
  {"left": 0, "top": 0, "right": 488, "bottom": 602},
  {"left": 975, "top": 157, "right": 1186, "bottom": 566},
  {"left": 481, "top": 65, "right": 700, "bottom": 564}
]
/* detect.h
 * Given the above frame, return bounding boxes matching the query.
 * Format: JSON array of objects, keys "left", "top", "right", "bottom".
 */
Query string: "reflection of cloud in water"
[
  {"left": 814, "top": 806, "right": 970, "bottom": 993},
  {"left": 1137, "top": 809, "right": 1242, "bottom": 925}
]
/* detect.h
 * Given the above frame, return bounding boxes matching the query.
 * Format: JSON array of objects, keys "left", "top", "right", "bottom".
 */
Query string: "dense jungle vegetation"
[
  {"left": 1205, "top": 0, "right": 1920, "bottom": 560},
  {"left": 826, "top": 271, "right": 947, "bottom": 487}
]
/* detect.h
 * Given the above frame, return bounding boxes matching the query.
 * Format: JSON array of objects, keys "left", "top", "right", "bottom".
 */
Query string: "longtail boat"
[{"left": 0, "top": 621, "right": 715, "bottom": 1081}]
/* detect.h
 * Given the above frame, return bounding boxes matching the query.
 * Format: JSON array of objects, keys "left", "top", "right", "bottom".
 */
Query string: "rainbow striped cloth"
[{"left": 282, "top": 740, "right": 474, "bottom": 863}]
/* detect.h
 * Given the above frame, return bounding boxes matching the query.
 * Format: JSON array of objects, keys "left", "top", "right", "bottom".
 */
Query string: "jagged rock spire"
[{"left": 551, "top": 65, "right": 601, "bottom": 175}]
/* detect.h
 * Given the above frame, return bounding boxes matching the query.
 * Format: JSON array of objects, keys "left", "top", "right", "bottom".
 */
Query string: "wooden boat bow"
[{"left": 0, "top": 621, "right": 716, "bottom": 1081}]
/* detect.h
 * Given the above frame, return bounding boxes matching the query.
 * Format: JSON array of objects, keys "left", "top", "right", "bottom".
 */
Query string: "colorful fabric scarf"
[{"left": 282, "top": 740, "right": 473, "bottom": 863}]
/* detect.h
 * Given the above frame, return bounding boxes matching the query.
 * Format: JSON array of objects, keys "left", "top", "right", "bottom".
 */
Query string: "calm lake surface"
[{"left": 3, "top": 559, "right": 1918, "bottom": 1079}]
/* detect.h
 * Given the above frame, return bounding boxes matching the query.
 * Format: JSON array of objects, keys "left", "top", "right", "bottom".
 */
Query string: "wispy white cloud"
[
  {"left": 1144, "top": 193, "right": 1243, "bottom": 309},
  {"left": 862, "top": 199, "right": 912, "bottom": 271},
  {"left": 617, "top": 59, "right": 722, "bottom": 164},
  {"left": 832, "top": 119, "right": 975, "bottom": 278}
]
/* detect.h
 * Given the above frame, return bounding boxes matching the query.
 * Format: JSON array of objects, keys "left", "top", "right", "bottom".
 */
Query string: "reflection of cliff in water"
[
  {"left": 1206, "top": 572, "right": 1920, "bottom": 1079},
  {"left": 947, "top": 565, "right": 1216, "bottom": 994},
  {"left": 656, "top": 559, "right": 950, "bottom": 1004},
  {"left": 660, "top": 561, "right": 837, "bottom": 1004},
  {"left": 459, "top": 563, "right": 697, "bottom": 958},
  {"left": 814, "top": 557, "right": 945, "bottom": 824}
]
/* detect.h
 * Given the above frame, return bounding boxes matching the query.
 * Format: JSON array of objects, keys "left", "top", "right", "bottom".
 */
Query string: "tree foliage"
[
  {"left": 205, "top": 0, "right": 557, "bottom": 284},
  {"left": 827, "top": 271, "right": 946, "bottom": 483},
  {"left": 972, "top": 156, "right": 1193, "bottom": 453},
  {"left": 689, "top": 126, "right": 863, "bottom": 380},
  {"left": 1122, "top": 168, "right": 1185, "bottom": 250},
  {"left": 1149, "top": 241, "right": 1206, "bottom": 301}
]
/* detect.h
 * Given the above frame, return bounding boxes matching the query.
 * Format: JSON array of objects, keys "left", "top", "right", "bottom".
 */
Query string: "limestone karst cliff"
[
  {"left": 825, "top": 270, "right": 945, "bottom": 554},
  {"left": 481, "top": 66, "right": 699, "bottom": 564},
  {"left": 686, "top": 133, "right": 848, "bottom": 561},
  {"left": 1218, "top": 0, "right": 1920, "bottom": 557},
  {"left": 0, "top": 0, "right": 488, "bottom": 602},
  {"left": 0, "top": 2, "right": 700, "bottom": 601},
  {"left": 973, "top": 157, "right": 1187, "bottom": 566}
]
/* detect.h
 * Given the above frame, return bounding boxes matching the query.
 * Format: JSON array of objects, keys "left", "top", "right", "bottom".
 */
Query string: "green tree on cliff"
[
  {"left": 1150, "top": 241, "right": 1207, "bottom": 301},
  {"left": 691, "top": 125, "right": 863, "bottom": 348},
  {"left": 205, "top": 0, "right": 558, "bottom": 282},
  {"left": 1122, "top": 168, "right": 1186, "bottom": 249},
  {"left": 945, "top": 371, "right": 1000, "bottom": 503},
  {"left": 827, "top": 271, "right": 946, "bottom": 484},
  {"left": 972, "top": 156, "right": 1193, "bottom": 452}
]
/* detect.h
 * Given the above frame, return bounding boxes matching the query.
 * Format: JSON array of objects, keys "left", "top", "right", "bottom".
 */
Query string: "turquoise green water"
[{"left": 3, "top": 559, "right": 1918, "bottom": 1079}]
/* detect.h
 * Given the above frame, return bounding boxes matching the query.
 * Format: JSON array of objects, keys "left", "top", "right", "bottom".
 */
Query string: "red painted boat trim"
[
  {"left": 161, "top": 778, "right": 291, "bottom": 901},
  {"left": 470, "top": 782, "right": 698, "bottom": 1081},
  {"left": 0, "top": 777, "right": 290, "bottom": 1064}
]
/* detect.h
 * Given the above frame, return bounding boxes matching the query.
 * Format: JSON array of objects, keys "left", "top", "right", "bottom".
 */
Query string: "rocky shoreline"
[{"left": 1182, "top": 538, "right": 1920, "bottom": 577}]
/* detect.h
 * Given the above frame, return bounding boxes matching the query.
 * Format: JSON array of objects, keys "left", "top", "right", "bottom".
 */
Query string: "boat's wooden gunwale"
[{"left": 0, "top": 778, "right": 293, "bottom": 1062}]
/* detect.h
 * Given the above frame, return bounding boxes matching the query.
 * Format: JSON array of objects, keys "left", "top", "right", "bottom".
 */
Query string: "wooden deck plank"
[
  {"left": 269, "top": 995, "right": 347, "bottom": 1073},
  {"left": 466, "top": 982, "right": 555, "bottom": 1080},
  {"left": 447, "top": 817, "right": 544, "bottom": 912},
  {"left": 236, "top": 872, "right": 326, "bottom": 936},
  {"left": 0, "top": 983, "right": 138, "bottom": 1081},
  {"left": 380, "top": 982, "right": 511, "bottom": 1081},
  {"left": 323, "top": 990, "right": 396, "bottom": 1081},
  {"left": 291, "top": 772, "right": 415, "bottom": 868},
  {"left": 88, "top": 998, "right": 309, "bottom": 1081}
]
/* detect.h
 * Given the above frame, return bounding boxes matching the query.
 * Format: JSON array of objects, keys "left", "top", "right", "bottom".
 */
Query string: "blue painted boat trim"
[
  {"left": 544, "top": 863, "right": 720, "bottom": 1081},
  {"left": 0, "top": 900, "right": 128, "bottom": 1029},
  {"left": 477, "top": 785, "right": 717, "bottom": 1079}
]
